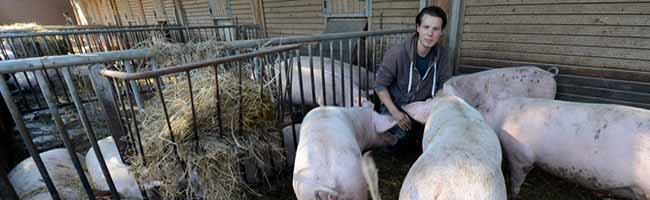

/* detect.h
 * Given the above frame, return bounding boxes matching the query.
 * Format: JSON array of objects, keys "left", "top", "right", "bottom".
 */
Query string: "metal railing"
[
  {"left": 0, "top": 28, "right": 414, "bottom": 199},
  {"left": 0, "top": 24, "right": 263, "bottom": 113}
]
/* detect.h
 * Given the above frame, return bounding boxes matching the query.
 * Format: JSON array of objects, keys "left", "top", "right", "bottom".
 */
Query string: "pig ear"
[
  {"left": 372, "top": 111, "right": 397, "bottom": 133},
  {"left": 401, "top": 99, "right": 433, "bottom": 124}
]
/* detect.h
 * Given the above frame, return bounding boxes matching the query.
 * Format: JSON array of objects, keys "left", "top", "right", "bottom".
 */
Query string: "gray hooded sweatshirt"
[{"left": 374, "top": 34, "right": 453, "bottom": 107}]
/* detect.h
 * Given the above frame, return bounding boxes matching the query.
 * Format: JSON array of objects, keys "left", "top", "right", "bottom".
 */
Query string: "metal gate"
[{"left": 323, "top": 0, "right": 371, "bottom": 17}]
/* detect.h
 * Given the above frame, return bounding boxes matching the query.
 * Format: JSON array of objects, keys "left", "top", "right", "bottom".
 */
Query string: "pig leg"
[{"left": 499, "top": 130, "right": 535, "bottom": 198}]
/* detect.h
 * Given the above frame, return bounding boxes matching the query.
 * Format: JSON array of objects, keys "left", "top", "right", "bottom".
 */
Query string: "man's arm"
[
  {"left": 375, "top": 47, "right": 411, "bottom": 131},
  {"left": 377, "top": 89, "right": 411, "bottom": 131}
]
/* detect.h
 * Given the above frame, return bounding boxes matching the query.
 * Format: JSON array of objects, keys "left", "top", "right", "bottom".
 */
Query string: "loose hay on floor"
[{"left": 128, "top": 40, "right": 285, "bottom": 200}]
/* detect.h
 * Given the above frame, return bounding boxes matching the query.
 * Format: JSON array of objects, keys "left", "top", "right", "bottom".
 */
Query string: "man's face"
[{"left": 416, "top": 14, "right": 443, "bottom": 49}]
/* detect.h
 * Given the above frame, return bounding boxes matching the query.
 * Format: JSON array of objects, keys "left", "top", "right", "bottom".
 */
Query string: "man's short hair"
[{"left": 416, "top": 6, "right": 447, "bottom": 30}]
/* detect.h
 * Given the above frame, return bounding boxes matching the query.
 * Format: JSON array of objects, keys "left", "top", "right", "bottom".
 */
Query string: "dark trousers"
[{"left": 378, "top": 105, "right": 424, "bottom": 153}]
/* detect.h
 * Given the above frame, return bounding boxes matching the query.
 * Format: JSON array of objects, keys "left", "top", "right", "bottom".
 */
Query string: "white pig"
[
  {"left": 292, "top": 102, "right": 398, "bottom": 200},
  {"left": 488, "top": 98, "right": 650, "bottom": 199},
  {"left": 282, "top": 56, "right": 375, "bottom": 90},
  {"left": 86, "top": 136, "right": 143, "bottom": 199},
  {"left": 443, "top": 66, "right": 557, "bottom": 117},
  {"left": 9, "top": 148, "right": 86, "bottom": 200},
  {"left": 275, "top": 56, "right": 371, "bottom": 107},
  {"left": 399, "top": 96, "right": 506, "bottom": 200}
]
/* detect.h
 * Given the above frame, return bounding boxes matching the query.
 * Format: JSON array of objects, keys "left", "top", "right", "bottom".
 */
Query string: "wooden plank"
[
  {"left": 264, "top": 13, "right": 322, "bottom": 18},
  {"left": 373, "top": 1, "right": 419, "bottom": 9},
  {"left": 267, "top": 28, "right": 323, "bottom": 36},
  {"left": 558, "top": 83, "right": 650, "bottom": 103},
  {"left": 264, "top": 0, "right": 322, "bottom": 8},
  {"left": 462, "top": 33, "right": 650, "bottom": 50},
  {"left": 461, "top": 41, "right": 650, "bottom": 61},
  {"left": 265, "top": 18, "right": 324, "bottom": 24},
  {"left": 465, "top": 15, "right": 650, "bottom": 26},
  {"left": 466, "top": 3, "right": 650, "bottom": 15},
  {"left": 556, "top": 74, "right": 650, "bottom": 94},
  {"left": 266, "top": 23, "right": 325, "bottom": 30},
  {"left": 460, "top": 49, "right": 650, "bottom": 72},
  {"left": 463, "top": 24, "right": 650, "bottom": 38},
  {"left": 264, "top": 5, "right": 322, "bottom": 12},
  {"left": 467, "top": 0, "right": 650, "bottom": 6},
  {"left": 457, "top": 59, "right": 650, "bottom": 82},
  {"left": 557, "top": 92, "right": 650, "bottom": 109}
]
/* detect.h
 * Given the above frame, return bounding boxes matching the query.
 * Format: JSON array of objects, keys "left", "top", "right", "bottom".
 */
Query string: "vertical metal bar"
[
  {"left": 357, "top": 38, "right": 362, "bottom": 105},
  {"left": 62, "top": 67, "right": 120, "bottom": 200},
  {"left": 73, "top": 34, "right": 86, "bottom": 53},
  {"left": 0, "top": 76, "right": 61, "bottom": 200},
  {"left": 0, "top": 38, "right": 10, "bottom": 60},
  {"left": 151, "top": 61, "right": 183, "bottom": 161},
  {"left": 348, "top": 39, "right": 353, "bottom": 106},
  {"left": 275, "top": 54, "right": 284, "bottom": 127},
  {"left": 89, "top": 64, "right": 130, "bottom": 159},
  {"left": 212, "top": 65, "right": 224, "bottom": 134},
  {"left": 319, "top": 43, "right": 326, "bottom": 106},
  {"left": 329, "top": 41, "right": 336, "bottom": 105},
  {"left": 296, "top": 49, "right": 306, "bottom": 110},
  {"left": 372, "top": 36, "right": 376, "bottom": 79},
  {"left": 39, "top": 36, "right": 71, "bottom": 104},
  {"left": 84, "top": 34, "right": 97, "bottom": 53},
  {"left": 339, "top": 40, "right": 345, "bottom": 106},
  {"left": 308, "top": 44, "right": 316, "bottom": 106},
  {"left": 123, "top": 80, "right": 146, "bottom": 164},
  {"left": 186, "top": 71, "right": 200, "bottom": 152},
  {"left": 15, "top": 38, "right": 43, "bottom": 109},
  {"left": 113, "top": 79, "right": 136, "bottom": 159},
  {"left": 34, "top": 70, "right": 95, "bottom": 199},
  {"left": 124, "top": 61, "right": 144, "bottom": 110},
  {"left": 62, "top": 34, "right": 75, "bottom": 54},
  {"left": 29, "top": 38, "right": 58, "bottom": 104},
  {"left": 257, "top": 56, "right": 263, "bottom": 99},
  {"left": 237, "top": 60, "right": 243, "bottom": 135}
]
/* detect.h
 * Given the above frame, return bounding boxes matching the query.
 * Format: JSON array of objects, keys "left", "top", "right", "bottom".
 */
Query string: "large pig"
[
  {"left": 86, "top": 136, "right": 143, "bottom": 199},
  {"left": 285, "top": 56, "right": 375, "bottom": 90},
  {"left": 442, "top": 66, "right": 557, "bottom": 116},
  {"left": 399, "top": 96, "right": 506, "bottom": 200},
  {"left": 292, "top": 103, "right": 399, "bottom": 200},
  {"left": 274, "top": 56, "right": 372, "bottom": 107},
  {"left": 487, "top": 98, "right": 650, "bottom": 199},
  {"left": 9, "top": 148, "right": 86, "bottom": 200}
]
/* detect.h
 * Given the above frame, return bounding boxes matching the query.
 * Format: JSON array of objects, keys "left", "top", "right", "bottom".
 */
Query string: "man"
[{"left": 374, "top": 6, "right": 453, "bottom": 150}]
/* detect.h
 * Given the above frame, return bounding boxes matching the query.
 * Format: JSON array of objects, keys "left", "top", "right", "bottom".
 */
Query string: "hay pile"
[{"left": 129, "top": 40, "right": 286, "bottom": 199}]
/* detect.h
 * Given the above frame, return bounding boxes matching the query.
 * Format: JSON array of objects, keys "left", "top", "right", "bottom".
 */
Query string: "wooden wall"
[
  {"left": 456, "top": 0, "right": 650, "bottom": 109},
  {"left": 371, "top": 0, "right": 419, "bottom": 30},
  {"left": 262, "top": 0, "right": 326, "bottom": 36},
  {"left": 232, "top": 0, "right": 254, "bottom": 25},
  {"left": 181, "top": 0, "right": 212, "bottom": 26}
]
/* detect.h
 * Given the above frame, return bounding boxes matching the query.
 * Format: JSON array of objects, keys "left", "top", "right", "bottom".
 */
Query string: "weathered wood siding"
[
  {"left": 456, "top": 0, "right": 650, "bottom": 109},
  {"left": 232, "top": 0, "right": 254, "bottom": 25},
  {"left": 181, "top": 0, "right": 213, "bottom": 26},
  {"left": 371, "top": 0, "right": 419, "bottom": 30},
  {"left": 262, "top": 0, "right": 326, "bottom": 36}
]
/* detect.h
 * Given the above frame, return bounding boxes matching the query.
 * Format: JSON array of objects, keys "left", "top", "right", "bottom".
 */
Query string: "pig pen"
[{"left": 0, "top": 28, "right": 613, "bottom": 200}]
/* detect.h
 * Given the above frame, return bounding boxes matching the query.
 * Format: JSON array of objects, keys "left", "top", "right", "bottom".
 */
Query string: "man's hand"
[{"left": 391, "top": 110, "right": 412, "bottom": 131}]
